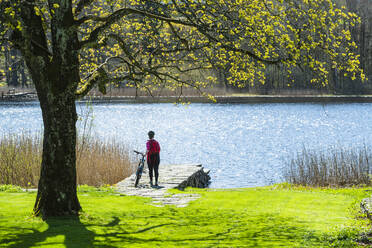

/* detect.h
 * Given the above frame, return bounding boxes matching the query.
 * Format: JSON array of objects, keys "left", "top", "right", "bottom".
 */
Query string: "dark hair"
[{"left": 148, "top": 131, "right": 155, "bottom": 139}]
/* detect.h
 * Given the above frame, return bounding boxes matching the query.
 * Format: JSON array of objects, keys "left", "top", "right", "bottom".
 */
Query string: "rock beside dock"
[{"left": 116, "top": 164, "right": 211, "bottom": 207}]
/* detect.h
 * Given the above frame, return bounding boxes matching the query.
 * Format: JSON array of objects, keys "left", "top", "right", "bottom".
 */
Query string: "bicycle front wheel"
[{"left": 134, "top": 173, "right": 141, "bottom": 187}]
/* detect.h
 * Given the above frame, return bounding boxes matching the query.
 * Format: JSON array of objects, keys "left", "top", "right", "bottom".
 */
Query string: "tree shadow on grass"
[
  {"left": 3, "top": 216, "right": 100, "bottom": 248},
  {"left": 92, "top": 213, "right": 326, "bottom": 247},
  {"left": 1, "top": 216, "right": 173, "bottom": 248},
  {"left": 1, "top": 211, "right": 331, "bottom": 247},
  {"left": 129, "top": 211, "right": 329, "bottom": 247}
]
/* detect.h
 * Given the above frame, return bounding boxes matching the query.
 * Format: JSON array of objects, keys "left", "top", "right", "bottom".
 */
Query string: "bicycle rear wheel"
[{"left": 134, "top": 165, "right": 143, "bottom": 187}]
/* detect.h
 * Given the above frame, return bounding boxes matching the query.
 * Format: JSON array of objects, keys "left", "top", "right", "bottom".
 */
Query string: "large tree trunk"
[
  {"left": 10, "top": 0, "right": 82, "bottom": 218},
  {"left": 32, "top": 39, "right": 81, "bottom": 217},
  {"left": 15, "top": 0, "right": 82, "bottom": 218},
  {"left": 34, "top": 87, "right": 80, "bottom": 217}
]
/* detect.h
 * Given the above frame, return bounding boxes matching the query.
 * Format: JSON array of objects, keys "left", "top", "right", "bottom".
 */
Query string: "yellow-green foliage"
[
  {"left": 0, "top": 185, "right": 370, "bottom": 247},
  {"left": 0, "top": 0, "right": 366, "bottom": 96},
  {"left": 77, "top": 0, "right": 366, "bottom": 90}
]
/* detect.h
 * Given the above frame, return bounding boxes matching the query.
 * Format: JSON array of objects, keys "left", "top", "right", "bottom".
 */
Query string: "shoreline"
[
  {"left": 87, "top": 95, "right": 372, "bottom": 104},
  {"left": 3, "top": 95, "right": 372, "bottom": 103}
]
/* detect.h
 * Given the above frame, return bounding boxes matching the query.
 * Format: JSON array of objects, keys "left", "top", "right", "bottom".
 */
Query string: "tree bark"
[
  {"left": 34, "top": 88, "right": 80, "bottom": 218},
  {"left": 10, "top": 0, "right": 83, "bottom": 218},
  {"left": 32, "top": 28, "right": 81, "bottom": 219}
]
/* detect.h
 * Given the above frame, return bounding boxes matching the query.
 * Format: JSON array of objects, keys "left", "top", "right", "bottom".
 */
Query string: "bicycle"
[{"left": 133, "top": 150, "right": 146, "bottom": 187}]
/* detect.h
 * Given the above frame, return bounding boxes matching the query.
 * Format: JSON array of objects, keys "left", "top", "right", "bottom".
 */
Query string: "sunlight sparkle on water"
[{"left": 1, "top": 102, "right": 371, "bottom": 188}]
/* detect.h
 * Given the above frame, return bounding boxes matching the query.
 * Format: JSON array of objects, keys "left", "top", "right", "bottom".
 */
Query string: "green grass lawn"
[{"left": 0, "top": 184, "right": 370, "bottom": 248}]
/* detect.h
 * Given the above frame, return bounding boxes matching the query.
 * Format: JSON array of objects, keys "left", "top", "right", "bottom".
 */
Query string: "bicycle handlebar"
[{"left": 133, "top": 150, "right": 145, "bottom": 157}]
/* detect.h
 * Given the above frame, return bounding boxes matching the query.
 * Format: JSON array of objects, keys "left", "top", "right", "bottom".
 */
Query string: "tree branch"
[
  {"left": 76, "top": 55, "right": 138, "bottom": 98},
  {"left": 197, "top": 27, "right": 284, "bottom": 65},
  {"left": 78, "top": 7, "right": 195, "bottom": 48},
  {"left": 76, "top": 67, "right": 107, "bottom": 98}
]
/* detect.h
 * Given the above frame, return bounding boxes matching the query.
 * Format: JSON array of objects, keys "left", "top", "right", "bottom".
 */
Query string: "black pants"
[{"left": 148, "top": 153, "right": 160, "bottom": 183}]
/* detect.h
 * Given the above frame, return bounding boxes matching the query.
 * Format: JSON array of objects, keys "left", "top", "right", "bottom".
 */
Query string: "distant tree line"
[
  {"left": 0, "top": 26, "right": 30, "bottom": 88},
  {"left": 2, "top": 46, "right": 29, "bottom": 87},
  {"left": 0, "top": 0, "right": 371, "bottom": 94}
]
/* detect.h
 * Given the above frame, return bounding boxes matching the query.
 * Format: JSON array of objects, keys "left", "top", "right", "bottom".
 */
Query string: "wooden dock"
[
  {"left": 1, "top": 89, "right": 37, "bottom": 100},
  {"left": 116, "top": 164, "right": 210, "bottom": 207}
]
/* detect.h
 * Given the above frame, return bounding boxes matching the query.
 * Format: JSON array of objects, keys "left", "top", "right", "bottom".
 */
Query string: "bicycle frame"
[{"left": 133, "top": 150, "right": 146, "bottom": 187}]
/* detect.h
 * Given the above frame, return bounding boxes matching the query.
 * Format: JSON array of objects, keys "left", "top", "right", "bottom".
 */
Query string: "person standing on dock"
[{"left": 146, "top": 131, "right": 161, "bottom": 187}]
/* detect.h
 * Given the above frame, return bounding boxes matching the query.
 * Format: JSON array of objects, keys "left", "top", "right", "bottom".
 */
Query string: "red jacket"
[{"left": 146, "top": 139, "right": 160, "bottom": 161}]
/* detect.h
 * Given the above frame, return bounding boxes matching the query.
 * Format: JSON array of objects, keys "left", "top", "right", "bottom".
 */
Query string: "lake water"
[{"left": 1, "top": 101, "right": 371, "bottom": 188}]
